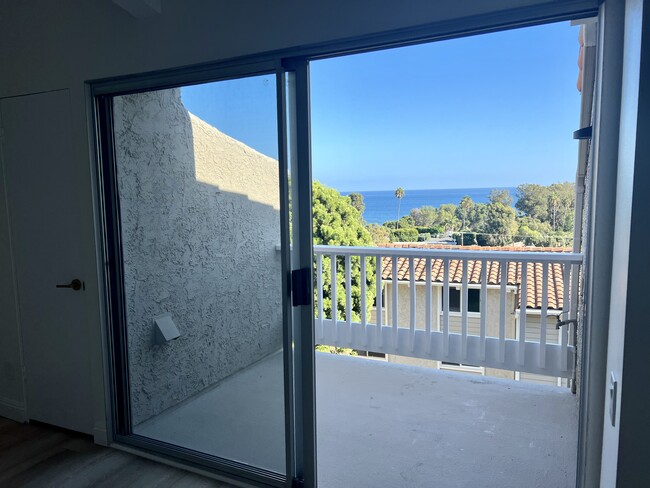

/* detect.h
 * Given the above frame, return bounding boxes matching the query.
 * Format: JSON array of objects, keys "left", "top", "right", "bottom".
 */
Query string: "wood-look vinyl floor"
[{"left": 0, "top": 417, "right": 235, "bottom": 488}]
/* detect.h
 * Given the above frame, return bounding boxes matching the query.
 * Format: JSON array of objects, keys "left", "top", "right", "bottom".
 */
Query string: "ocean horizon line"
[{"left": 340, "top": 186, "right": 518, "bottom": 194}]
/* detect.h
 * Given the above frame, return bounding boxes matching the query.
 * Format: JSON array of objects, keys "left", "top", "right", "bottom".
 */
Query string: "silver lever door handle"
[{"left": 56, "top": 279, "right": 83, "bottom": 291}]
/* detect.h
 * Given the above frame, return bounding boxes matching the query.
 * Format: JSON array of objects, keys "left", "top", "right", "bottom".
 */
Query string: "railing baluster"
[
  {"left": 426, "top": 257, "right": 432, "bottom": 354},
  {"left": 561, "top": 263, "right": 570, "bottom": 371},
  {"left": 443, "top": 258, "right": 450, "bottom": 357},
  {"left": 409, "top": 257, "right": 416, "bottom": 352},
  {"left": 570, "top": 262, "right": 579, "bottom": 348},
  {"left": 480, "top": 260, "right": 487, "bottom": 361},
  {"left": 331, "top": 253, "right": 338, "bottom": 344},
  {"left": 519, "top": 261, "right": 527, "bottom": 366},
  {"left": 499, "top": 260, "right": 507, "bottom": 363},
  {"left": 360, "top": 255, "right": 368, "bottom": 347},
  {"left": 540, "top": 262, "right": 548, "bottom": 368},
  {"left": 308, "top": 245, "right": 581, "bottom": 379},
  {"left": 392, "top": 256, "right": 399, "bottom": 350},
  {"left": 317, "top": 253, "right": 324, "bottom": 341},
  {"left": 376, "top": 255, "right": 383, "bottom": 345},
  {"left": 345, "top": 255, "right": 352, "bottom": 336},
  {"left": 461, "top": 258, "right": 468, "bottom": 359}
]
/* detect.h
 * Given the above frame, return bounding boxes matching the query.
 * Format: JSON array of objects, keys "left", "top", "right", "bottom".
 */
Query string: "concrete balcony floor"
[{"left": 135, "top": 352, "right": 577, "bottom": 488}]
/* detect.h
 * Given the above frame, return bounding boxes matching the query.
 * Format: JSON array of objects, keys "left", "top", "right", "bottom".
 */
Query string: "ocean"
[{"left": 343, "top": 187, "right": 518, "bottom": 225}]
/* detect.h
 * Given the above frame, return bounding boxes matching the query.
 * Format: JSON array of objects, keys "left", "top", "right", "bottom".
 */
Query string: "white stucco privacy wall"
[{"left": 113, "top": 88, "right": 282, "bottom": 425}]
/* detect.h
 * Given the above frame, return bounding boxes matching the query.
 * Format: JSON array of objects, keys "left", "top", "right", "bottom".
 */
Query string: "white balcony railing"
[{"left": 313, "top": 245, "right": 583, "bottom": 378}]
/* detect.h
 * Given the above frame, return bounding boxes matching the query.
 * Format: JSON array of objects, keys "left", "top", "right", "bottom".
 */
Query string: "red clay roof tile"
[{"left": 378, "top": 243, "right": 571, "bottom": 310}]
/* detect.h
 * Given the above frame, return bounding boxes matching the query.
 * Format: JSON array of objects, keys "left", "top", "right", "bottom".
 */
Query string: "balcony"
[
  {"left": 136, "top": 352, "right": 577, "bottom": 487},
  {"left": 134, "top": 245, "right": 582, "bottom": 487}
]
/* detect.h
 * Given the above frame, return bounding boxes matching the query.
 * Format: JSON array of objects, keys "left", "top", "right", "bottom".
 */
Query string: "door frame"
[{"left": 88, "top": 3, "right": 608, "bottom": 487}]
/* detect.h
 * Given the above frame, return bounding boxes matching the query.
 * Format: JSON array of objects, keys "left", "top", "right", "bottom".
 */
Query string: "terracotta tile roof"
[{"left": 379, "top": 243, "right": 572, "bottom": 310}]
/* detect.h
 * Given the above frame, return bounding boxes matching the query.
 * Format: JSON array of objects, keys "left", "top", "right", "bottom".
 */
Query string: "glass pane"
[
  {"left": 443, "top": 288, "right": 461, "bottom": 312},
  {"left": 468, "top": 288, "right": 481, "bottom": 313},
  {"left": 112, "top": 75, "right": 286, "bottom": 474}
]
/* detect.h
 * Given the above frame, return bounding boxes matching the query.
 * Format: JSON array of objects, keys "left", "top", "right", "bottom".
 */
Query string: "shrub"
[
  {"left": 391, "top": 227, "right": 419, "bottom": 242},
  {"left": 415, "top": 226, "right": 442, "bottom": 235}
]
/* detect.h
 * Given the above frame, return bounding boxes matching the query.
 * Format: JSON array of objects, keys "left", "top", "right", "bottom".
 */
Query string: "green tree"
[
  {"left": 467, "top": 202, "right": 488, "bottom": 231},
  {"left": 515, "top": 182, "right": 574, "bottom": 232},
  {"left": 394, "top": 187, "right": 405, "bottom": 229},
  {"left": 436, "top": 203, "right": 460, "bottom": 232},
  {"left": 384, "top": 216, "right": 415, "bottom": 230},
  {"left": 548, "top": 182, "right": 575, "bottom": 232},
  {"left": 366, "top": 223, "right": 391, "bottom": 245},
  {"left": 482, "top": 202, "right": 518, "bottom": 246},
  {"left": 312, "top": 181, "right": 376, "bottom": 324},
  {"left": 517, "top": 217, "right": 554, "bottom": 246},
  {"left": 410, "top": 205, "right": 438, "bottom": 227},
  {"left": 457, "top": 195, "right": 474, "bottom": 230},
  {"left": 489, "top": 188, "right": 514, "bottom": 206},
  {"left": 391, "top": 227, "right": 419, "bottom": 242},
  {"left": 347, "top": 192, "right": 365, "bottom": 214},
  {"left": 515, "top": 184, "right": 549, "bottom": 221}
]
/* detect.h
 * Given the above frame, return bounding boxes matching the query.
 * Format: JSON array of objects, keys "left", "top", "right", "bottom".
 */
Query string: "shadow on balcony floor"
[{"left": 135, "top": 351, "right": 577, "bottom": 488}]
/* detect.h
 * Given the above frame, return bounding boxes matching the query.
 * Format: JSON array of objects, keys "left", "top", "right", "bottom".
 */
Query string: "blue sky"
[{"left": 182, "top": 21, "right": 581, "bottom": 192}]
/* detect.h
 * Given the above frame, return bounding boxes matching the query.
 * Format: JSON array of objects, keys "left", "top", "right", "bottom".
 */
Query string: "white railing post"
[
  {"left": 360, "top": 255, "right": 368, "bottom": 347},
  {"left": 409, "top": 257, "right": 416, "bottom": 352},
  {"left": 519, "top": 262, "right": 527, "bottom": 366},
  {"left": 376, "top": 255, "right": 383, "bottom": 346},
  {"left": 461, "top": 258, "right": 468, "bottom": 359},
  {"left": 499, "top": 260, "right": 508, "bottom": 363},
  {"left": 426, "top": 257, "right": 432, "bottom": 354},
  {"left": 331, "top": 253, "right": 338, "bottom": 344},
  {"left": 317, "top": 253, "right": 324, "bottom": 341},
  {"left": 392, "top": 256, "right": 399, "bottom": 350},
  {"left": 561, "top": 263, "right": 571, "bottom": 372},
  {"left": 443, "top": 257, "right": 450, "bottom": 357},
  {"left": 540, "top": 262, "right": 548, "bottom": 369},
  {"left": 480, "top": 260, "right": 487, "bottom": 361},
  {"left": 345, "top": 254, "right": 352, "bottom": 337}
]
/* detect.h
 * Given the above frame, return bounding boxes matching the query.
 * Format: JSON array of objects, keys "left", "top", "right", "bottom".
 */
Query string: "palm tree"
[{"left": 394, "top": 187, "right": 405, "bottom": 229}]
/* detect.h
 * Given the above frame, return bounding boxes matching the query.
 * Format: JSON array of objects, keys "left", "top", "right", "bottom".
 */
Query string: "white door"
[{"left": 0, "top": 90, "right": 93, "bottom": 434}]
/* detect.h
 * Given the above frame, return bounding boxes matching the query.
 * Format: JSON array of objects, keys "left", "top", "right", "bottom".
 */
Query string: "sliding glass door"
[{"left": 98, "top": 68, "right": 308, "bottom": 486}]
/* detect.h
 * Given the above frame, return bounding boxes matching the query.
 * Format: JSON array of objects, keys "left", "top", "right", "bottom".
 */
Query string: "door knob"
[{"left": 56, "top": 279, "right": 83, "bottom": 291}]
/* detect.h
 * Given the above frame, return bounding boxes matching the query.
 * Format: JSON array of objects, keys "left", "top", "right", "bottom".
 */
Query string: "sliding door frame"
[{"left": 93, "top": 61, "right": 302, "bottom": 487}]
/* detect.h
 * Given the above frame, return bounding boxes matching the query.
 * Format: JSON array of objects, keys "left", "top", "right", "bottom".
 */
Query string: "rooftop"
[{"left": 379, "top": 243, "right": 572, "bottom": 309}]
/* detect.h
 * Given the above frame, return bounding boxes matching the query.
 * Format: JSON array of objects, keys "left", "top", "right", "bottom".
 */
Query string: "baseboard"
[{"left": 0, "top": 396, "right": 27, "bottom": 423}]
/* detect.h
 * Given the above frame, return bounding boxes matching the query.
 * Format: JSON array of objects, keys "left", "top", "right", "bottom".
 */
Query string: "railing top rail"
[{"left": 313, "top": 245, "right": 584, "bottom": 264}]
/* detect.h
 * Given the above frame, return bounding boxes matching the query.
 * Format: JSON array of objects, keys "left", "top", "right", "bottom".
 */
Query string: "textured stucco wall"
[
  {"left": 575, "top": 141, "right": 594, "bottom": 397},
  {"left": 113, "top": 89, "right": 282, "bottom": 425}
]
